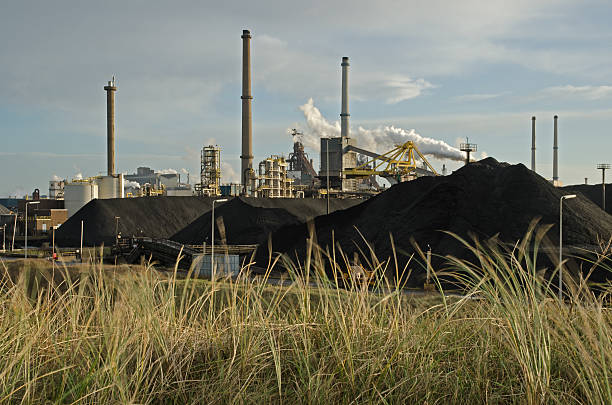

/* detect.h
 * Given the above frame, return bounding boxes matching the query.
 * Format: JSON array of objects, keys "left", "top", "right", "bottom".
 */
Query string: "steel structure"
[
  {"left": 196, "top": 145, "right": 221, "bottom": 196},
  {"left": 257, "top": 156, "right": 295, "bottom": 198},
  {"left": 287, "top": 129, "right": 317, "bottom": 184},
  {"left": 343, "top": 141, "right": 438, "bottom": 184},
  {"left": 460, "top": 139, "right": 478, "bottom": 165}
]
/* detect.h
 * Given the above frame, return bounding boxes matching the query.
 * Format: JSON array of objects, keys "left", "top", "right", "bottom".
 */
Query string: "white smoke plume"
[
  {"left": 180, "top": 168, "right": 189, "bottom": 175},
  {"left": 74, "top": 173, "right": 83, "bottom": 180},
  {"left": 52, "top": 175, "right": 62, "bottom": 181},
  {"left": 157, "top": 168, "right": 178, "bottom": 175},
  {"left": 124, "top": 180, "right": 141, "bottom": 189},
  {"left": 299, "top": 98, "right": 464, "bottom": 162}
]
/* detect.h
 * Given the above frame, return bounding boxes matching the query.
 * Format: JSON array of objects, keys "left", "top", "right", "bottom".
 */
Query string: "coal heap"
[
  {"left": 260, "top": 158, "right": 612, "bottom": 282},
  {"left": 56, "top": 196, "right": 217, "bottom": 247},
  {"left": 171, "top": 197, "right": 361, "bottom": 246},
  {"left": 563, "top": 183, "right": 612, "bottom": 215}
]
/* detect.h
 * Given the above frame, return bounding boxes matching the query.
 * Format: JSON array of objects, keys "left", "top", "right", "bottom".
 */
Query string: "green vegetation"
[{"left": 0, "top": 226, "right": 610, "bottom": 404}]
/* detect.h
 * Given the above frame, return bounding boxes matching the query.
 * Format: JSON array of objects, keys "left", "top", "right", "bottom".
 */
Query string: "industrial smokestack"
[
  {"left": 531, "top": 116, "right": 536, "bottom": 172},
  {"left": 340, "top": 57, "right": 350, "bottom": 139},
  {"left": 104, "top": 77, "right": 117, "bottom": 176},
  {"left": 553, "top": 115, "right": 559, "bottom": 184},
  {"left": 241, "top": 29, "right": 253, "bottom": 190}
]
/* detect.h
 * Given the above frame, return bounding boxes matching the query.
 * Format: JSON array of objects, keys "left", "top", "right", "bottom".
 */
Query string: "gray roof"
[{"left": 0, "top": 204, "right": 10, "bottom": 215}]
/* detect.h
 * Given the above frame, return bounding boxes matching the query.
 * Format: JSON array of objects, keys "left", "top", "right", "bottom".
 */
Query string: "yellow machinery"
[{"left": 344, "top": 141, "right": 438, "bottom": 182}]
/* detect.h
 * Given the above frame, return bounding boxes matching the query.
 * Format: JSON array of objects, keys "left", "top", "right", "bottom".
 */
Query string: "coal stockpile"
[
  {"left": 171, "top": 197, "right": 361, "bottom": 246},
  {"left": 563, "top": 183, "right": 612, "bottom": 215},
  {"left": 260, "top": 158, "right": 612, "bottom": 284},
  {"left": 56, "top": 197, "right": 217, "bottom": 247}
]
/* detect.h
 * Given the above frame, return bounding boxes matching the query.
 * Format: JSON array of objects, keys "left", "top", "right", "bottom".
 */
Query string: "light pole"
[
  {"left": 25, "top": 201, "right": 40, "bottom": 259},
  {"left": 559, "top": 194, "right": 576, "bottom": 300},
  {"left": 2, "top": 224, "right": 5, "bottom": 252},
  {"left": 597, "top": 164, "right": 610, "bottom": 211},
  {"left": 211, "top": 198, "right": 228, "bottom": 277},
  {"left": 115, "top": 216, "right": 120, "bottom": 245}
]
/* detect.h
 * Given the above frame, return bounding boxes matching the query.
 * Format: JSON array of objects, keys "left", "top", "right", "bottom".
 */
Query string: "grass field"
[{"left": 0, "top": 226, "right": 610, "bottom": 404}]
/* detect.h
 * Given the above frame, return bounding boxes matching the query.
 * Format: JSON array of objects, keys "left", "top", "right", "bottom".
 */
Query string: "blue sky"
[{"left": 1, "top": 0, "right": 611, "bottom": 197}]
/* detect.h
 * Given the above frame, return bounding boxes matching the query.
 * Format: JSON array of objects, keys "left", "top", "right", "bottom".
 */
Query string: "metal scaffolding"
[{"left": 195, "top": 145, "right": 221, "bottom": 196}]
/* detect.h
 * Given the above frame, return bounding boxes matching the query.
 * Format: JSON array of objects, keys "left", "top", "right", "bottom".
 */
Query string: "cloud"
[
  {"left": 353, "top": 74, "right": 435, "bottom": 104},
  {"left": 453, "top": 92, "right": 509, "bottom": 102},
  {"left": 221, "top": 162, "right": 239, "bottom": 183},
  {"left": 536, "top": 85, "right": 612, "bottom": 100}
]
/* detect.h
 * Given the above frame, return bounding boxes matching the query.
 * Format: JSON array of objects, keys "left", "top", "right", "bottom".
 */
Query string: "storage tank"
[
  {"left": 64, "top": 181, "right": 98, "bottom": 218},
  {"left": 96, "top": 174, "right": 124, "bottom": 199}
]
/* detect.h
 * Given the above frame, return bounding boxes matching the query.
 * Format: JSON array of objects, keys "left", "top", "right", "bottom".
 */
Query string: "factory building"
[{"left": 124, "top": 167, "right": 180, "bottom": 189}]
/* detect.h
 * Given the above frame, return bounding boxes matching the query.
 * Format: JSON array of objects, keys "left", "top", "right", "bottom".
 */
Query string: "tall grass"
[{"left": 0, "top": 225, "right": 610, "bottom": 404}]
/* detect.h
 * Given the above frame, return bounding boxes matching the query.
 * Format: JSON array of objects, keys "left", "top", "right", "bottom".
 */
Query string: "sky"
[{"left": 1, "top": 0, "right": 611, "bottom": 197}]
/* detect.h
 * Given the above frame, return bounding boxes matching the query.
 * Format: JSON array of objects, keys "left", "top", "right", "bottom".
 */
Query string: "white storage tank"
[
  {"left": 64, "top": 181, "right": 98, "bottom": 218},
  {"left": 96, "top": 174, "right": 124, "bottom": 199}
]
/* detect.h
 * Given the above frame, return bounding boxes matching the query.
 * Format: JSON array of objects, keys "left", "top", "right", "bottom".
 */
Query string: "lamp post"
[
  {"left": 559, "top": 194, "right": 576, "bottom": 300},
  {"left": 25, "top": 201, "right": 40, "bottom": 259},
  {"left": 211, "top": 198, "right": 228, "bottom": 277},
  {"left": 2, "top": 224, "right": 5, "bottom": 252},
  {"left": 114, "top": 216, "right": 120, "bottom": 245}
]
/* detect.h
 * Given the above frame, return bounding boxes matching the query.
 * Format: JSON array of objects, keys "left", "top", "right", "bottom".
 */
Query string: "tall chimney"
[
  {"left": 240, "top": 29, "right": 253, "bottom": 190},
  {"left": 104, "top": 77, "right": 117, "bottom": 176},
  {"left": 553, "top": 115, "right": 558, "bottom": 184},
  {"left": 340, "top": 57, "right": 350, "bottom": 138},
  {"left": 531, "top": 116, "right": 536, "bottom": 172}
]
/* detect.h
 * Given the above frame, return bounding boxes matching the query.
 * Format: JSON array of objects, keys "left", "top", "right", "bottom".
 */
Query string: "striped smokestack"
[
  {"left": 241, "top": 29, "right": 253, "bottom": 190},
  {"left": 340, "top": 57, "right": 350, "bottom": 139},
  {"left": 104, "top": 77, "right": 117, "bottom": 176}
]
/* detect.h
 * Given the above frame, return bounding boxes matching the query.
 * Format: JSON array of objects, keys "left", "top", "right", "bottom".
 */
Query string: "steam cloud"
[
  {"left": 124, "top": 180, "right": 141, "bottom": 189},
  {"left": 299, "top": 98, "right": 464, "bottom": 162}
]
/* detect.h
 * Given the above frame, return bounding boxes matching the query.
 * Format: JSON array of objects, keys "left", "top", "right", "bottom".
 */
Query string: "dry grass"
[{"left": 0, "top": 225, "right": 610, "bottom": 404}]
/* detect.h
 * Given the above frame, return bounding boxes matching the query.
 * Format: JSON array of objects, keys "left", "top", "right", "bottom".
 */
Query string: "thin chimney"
[
  {"left": 104, "top": 77, "right": 117, "bottom": 176},
  {"left": 531, "top": 116, "right": 536, "bottom": 172},
  {"left": 553, "top": 115, "right": 559, "bottom": 185},
  {"left": 241, "top": 29, "right": 253, "bottom": 191}
]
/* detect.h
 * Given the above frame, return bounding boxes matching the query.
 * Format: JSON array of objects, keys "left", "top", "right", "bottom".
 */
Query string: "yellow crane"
[{"left": 344, "top": 141, "right": 438, "bottom": 182}]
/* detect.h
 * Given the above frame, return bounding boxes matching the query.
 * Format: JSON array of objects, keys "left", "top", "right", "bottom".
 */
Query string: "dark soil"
[
  {"left": 563, "top": 183, "right": 611, "bottom": 215},
  {"left": 56, "top": 196, "right": 218, "bottom": 247},
  {"left": 258, "top": 158, "right": 612, "bottom": 284},
  {"left": 171, "top": 197, "right": 361, "bottom": 246}
]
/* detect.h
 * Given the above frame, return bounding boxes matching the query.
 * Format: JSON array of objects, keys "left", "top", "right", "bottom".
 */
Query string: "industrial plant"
[{"left": 1, "top": 28, "right": 610, "bottom": 287}]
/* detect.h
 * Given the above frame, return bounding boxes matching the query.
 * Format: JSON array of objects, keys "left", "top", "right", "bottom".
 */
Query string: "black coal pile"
[
  {"left": 563, "top": 183, "right": 611, "bottom": 215},
  {"left": 56, "top": 196, "right": 217, "bottom": 247},
  {"left": 259, "top": 158, "right": 612, "bottom": 283},
  {"left": 171, "top": 197, "right": 361, "bottom": 246}
]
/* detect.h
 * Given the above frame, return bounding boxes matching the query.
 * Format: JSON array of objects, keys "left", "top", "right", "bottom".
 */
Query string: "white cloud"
[
  {"left": 453, "top": 92, "right": 509, "bottom": 102},
  {"left": 537, "top": 85, "right": 612, "bottom": 100}
]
